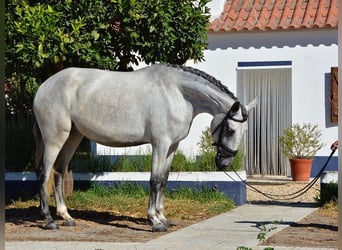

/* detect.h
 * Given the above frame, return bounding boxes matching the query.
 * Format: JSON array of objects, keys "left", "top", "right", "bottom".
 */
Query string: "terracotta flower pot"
[{"left": 289, "top": 158, "right": 313, "bottom": 181}]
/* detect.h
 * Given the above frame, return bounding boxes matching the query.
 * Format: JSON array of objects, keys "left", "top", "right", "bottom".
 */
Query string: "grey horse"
[{"left": 33, "top": 64, "right": 257, "bottom": 232}]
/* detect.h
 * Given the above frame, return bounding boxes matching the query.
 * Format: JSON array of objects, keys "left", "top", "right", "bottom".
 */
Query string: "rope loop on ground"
[{"left": 223, "top": 148, "right": 336, "bottom": 201}]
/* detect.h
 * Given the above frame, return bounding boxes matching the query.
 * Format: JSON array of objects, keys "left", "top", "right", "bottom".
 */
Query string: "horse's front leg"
[
  {"left": 155, "top": 180, "right": 175, "bottom": 228},
  {"left": 148, "top": 144, "right": 177, "bottom": 232},
  {"left": 148, "top": 176, "right": 167, "bottom": 232}
]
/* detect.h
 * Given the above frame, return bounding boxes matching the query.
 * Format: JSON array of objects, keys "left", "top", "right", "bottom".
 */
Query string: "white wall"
[
  {"left": 185, "top": 29, "right": 338, "bottom": 157},
  {"left": 94, "top": 27, "right": 338, "bottom": 158}
]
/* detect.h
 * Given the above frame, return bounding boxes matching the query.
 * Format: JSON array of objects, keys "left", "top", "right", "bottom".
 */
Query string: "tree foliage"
[{"left": 5, "top": 0, "right": 210, "bottom": 115}]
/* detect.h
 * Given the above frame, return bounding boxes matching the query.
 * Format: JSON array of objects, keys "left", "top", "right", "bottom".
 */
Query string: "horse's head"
[{"left": 211, "top": 98, "right": 258, "bottom": 170}]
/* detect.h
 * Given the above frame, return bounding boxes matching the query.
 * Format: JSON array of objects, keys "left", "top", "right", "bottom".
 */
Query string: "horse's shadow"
[
  {"left": 248, "top": 200, "right": 318, "bottom": 208},
  {"left": 236, "top": 219, "right": 338, "bottom": 232},
  {"left": 236, "top": 201, "right": 338, "bottom": 232},
  {"left": 5, "top": 206, "right": 152, "bottom": 232},
  {"left": 68, "top": 208, "right": 151, "bottom": 232}
]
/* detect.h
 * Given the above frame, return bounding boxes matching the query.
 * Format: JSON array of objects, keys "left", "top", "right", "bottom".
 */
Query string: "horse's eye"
[{"left": 227, "top": 127, "right": 234, "bottom": 135}]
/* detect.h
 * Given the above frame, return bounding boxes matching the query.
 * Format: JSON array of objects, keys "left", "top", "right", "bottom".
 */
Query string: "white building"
[{"left": 94, "top": 0, "right": 338, "bottom": 175}]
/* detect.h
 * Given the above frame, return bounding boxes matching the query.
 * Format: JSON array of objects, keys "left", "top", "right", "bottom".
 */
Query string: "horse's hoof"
[
  {"left": 161, "top": 219, "right": 175, "bottom": 228},
  {"left": 63, "top": 219, "right": 76, "bottom": 227},
  {"left": 43, "top": 221, "right": 59, "bottom": 230},
  {"left": 152, "top": 223, "right": 167, "bottom": 232}
]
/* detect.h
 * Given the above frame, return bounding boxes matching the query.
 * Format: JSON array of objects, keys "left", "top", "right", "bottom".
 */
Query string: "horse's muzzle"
[
  {"left": 215, "top": 154, "right": 232, "bottom": 171},
  {"left": 215, "top": 155, "right": 224, "bottom": 170},
  {"left": 213, "top": 141, "right": 238, "bottom": 171}
]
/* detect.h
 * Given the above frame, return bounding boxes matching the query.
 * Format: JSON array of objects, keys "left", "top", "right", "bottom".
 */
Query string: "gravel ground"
[
  {"left": 247, "top": 175, "right": 338, "bottom": 249},
  {"left": 246, "top": 175, "right": 320, "bottom": 204}
]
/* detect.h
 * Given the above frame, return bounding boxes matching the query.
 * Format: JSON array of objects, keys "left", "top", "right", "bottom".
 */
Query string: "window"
[{"left": 237, "top": 62, "right": 292, "bottom": 175}]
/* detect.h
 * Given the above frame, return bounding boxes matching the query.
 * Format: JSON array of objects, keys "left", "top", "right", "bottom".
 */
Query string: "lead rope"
[{"left": 223, "top": 148, "right": 336, "bottom": 201}]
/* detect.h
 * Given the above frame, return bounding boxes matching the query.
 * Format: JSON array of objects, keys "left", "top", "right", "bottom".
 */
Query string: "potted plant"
[{"left": 279, "top": 123, "right": 324, "bottom": 181}]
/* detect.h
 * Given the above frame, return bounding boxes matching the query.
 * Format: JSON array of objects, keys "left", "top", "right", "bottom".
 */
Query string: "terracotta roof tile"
[{"left": 209, "top": 0, "right": 338, "bottom": 32}]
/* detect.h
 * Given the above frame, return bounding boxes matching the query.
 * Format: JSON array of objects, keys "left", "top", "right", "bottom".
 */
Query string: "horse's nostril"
[
  {"left": 215, "top": 155, "right": 221, "bottom": 169},
  {"left": 215, "top": 156, "right": 227, "bottom": 171}
]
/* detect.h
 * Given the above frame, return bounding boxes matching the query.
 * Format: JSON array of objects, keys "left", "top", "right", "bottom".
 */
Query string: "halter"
[{"left": 212, "top": 106, "right": 248, "bottom": 169}]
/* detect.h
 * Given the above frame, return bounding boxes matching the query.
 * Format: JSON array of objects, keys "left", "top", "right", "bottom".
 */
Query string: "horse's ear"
[
  {"left": 245, "top": 97, "right": 258, "bottom": 112},
  {"left": 230, "top": 101, "right": 240, "bottom": 114},
  {"left": 227, "top": 101, "right": 240, "bottom": 118}
]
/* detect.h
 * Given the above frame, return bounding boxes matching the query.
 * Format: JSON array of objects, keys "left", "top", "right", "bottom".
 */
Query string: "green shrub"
[
  {"left": 167, "top": 186, "right": 231, "bottom": 204},
  {"left": 70, "top": 153, "right": 114, "bottom": 172},
  {"left": 5, "top": 116, "right": 35, "bottom": 171},
  {"left": 115, "top": 154, "right": 152, "bottom": 172},
  {"left": 230, "top": 148, "right": 244, "bottom": 171},
  {"left": 318, "top": 182, "right": 338, "bottom": 206},
  {"left": 197, "top": 127, "right": 244, "bottom": 172},
  {"left": 85, "top": 183, "right": 233, "bottom": 205},
  {"left": 171, "top": 150, "right": 197, "bottom": 171},
  {"left": 279, "top": 123, "right": 324, "bottom": 159},
  {"left": 88, "top": 182, "right": 149, "bottom": 198}
]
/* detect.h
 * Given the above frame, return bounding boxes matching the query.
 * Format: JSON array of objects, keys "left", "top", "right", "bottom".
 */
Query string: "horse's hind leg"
[
  {"left": 33, "top": 122, "right": 44, "bottom": 176},
  {"left": 34, "top": 122, "right": 57, "bottom": 229},
  {"left": 36, "top": 126, "right": 71, "bottom": 230},
  {"left": 38, "top": 144, "right": 68, "bottom": 229},
  {"left": 54, "top": 129, "right": 83, "bottom": 226}
]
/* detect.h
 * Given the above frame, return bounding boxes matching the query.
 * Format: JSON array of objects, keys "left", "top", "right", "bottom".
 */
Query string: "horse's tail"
[{"left": 33, "top": 119, "right": 54, "bottom": 196}]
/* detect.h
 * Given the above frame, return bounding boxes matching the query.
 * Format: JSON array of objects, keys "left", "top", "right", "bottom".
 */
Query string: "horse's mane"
[
  {"left": 167, "top": 64, "right": 238, "bottom": 101},
  {"left": 166, "top": 64, "right": 248, "bottom": 117}
]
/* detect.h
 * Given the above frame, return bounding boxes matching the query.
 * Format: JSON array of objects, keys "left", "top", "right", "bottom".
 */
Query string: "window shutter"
[{"left": 331, "top": 67, "right": 338, "bottom": 122}]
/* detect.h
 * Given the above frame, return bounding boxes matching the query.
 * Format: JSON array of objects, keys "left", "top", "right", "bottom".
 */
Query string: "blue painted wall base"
[{"left": 311, "top": 156, "right": 338, "bottom": 177}]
